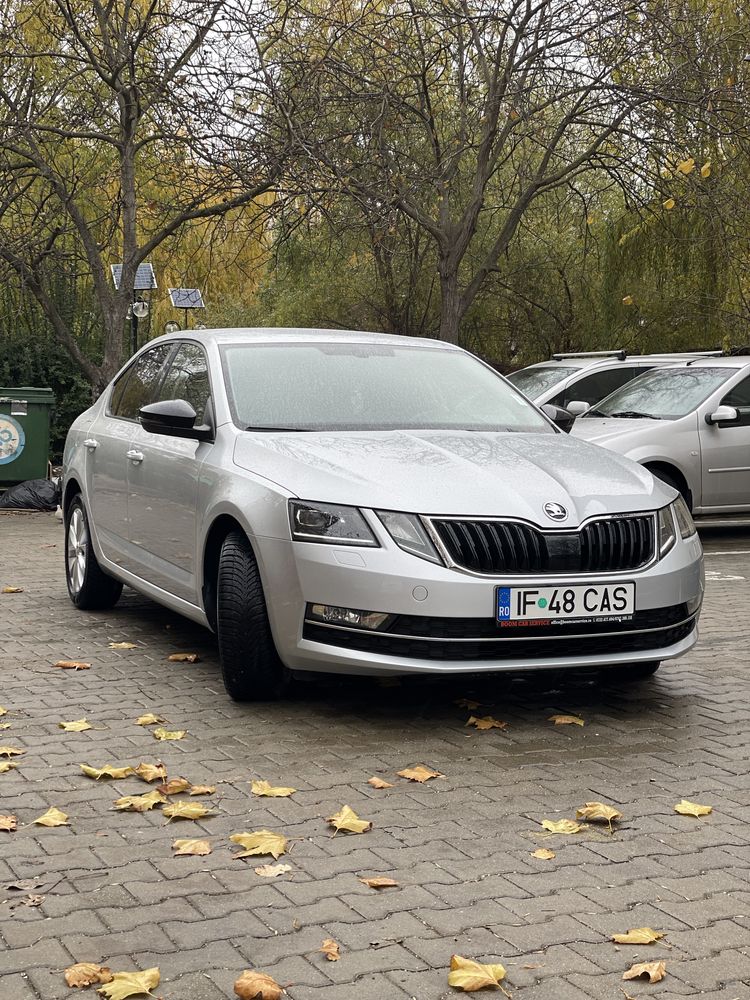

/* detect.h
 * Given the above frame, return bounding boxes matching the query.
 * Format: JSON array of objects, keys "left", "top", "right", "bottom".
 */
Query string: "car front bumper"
[{"left": 255, "top": 530, "right": 704, "bottom": 676}]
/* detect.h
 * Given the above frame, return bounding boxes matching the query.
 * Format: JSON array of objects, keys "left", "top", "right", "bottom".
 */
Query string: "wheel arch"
[
  {"left": 201, "top": 513, "right": 253, "bottom": 631},
  {"left": 643, "top": 461, "right": 693, "bottom": 509},
  {"left": 63, "top": 477, "right": 82, "bottom": 516}
]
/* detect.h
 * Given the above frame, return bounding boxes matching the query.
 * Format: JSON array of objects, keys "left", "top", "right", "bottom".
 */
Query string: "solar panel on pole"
[
  {"left": 110, "top": 263, "right": 157, "bottom": 291},
  {"left": 168, "top": 288, "right": 205, "bottom": 309}
]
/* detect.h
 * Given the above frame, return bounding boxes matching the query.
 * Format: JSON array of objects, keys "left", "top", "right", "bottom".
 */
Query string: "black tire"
[
  {"left": 216, "top": 530, "right": 289, "bottom": 700},
  {"left": 648, "top": 467, "right": 691, "bottom": 508},
  {"left": 65, "top": 494, "right": 123, "bottom": 610}
]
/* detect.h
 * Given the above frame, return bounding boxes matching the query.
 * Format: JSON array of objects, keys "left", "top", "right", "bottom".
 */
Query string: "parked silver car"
[
  {"left": 571, "top": 357, "right": 750, "bottom": 514},
  {"left": 63, "top": 329, "right": 703, "bottom": 699}
]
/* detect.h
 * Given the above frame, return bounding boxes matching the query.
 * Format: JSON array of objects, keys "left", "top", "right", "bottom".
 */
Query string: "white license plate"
[{"left": 496, "top": 583, "right": 635, "bottom": 623}]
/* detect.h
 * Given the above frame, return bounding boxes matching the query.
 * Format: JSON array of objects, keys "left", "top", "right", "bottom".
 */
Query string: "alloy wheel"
[{"left": 67, "top": 507, "right": 88, "bottom": 594}]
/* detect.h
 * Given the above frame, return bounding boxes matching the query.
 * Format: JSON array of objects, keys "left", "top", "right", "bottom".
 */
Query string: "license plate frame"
[{"left": 496, "top": 582, "right": 635, "bottom": 625}]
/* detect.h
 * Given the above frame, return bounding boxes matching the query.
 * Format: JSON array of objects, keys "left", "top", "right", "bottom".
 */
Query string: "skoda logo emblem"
[{"left": 544, "top": 501, "right": 568, "bottom": 521}]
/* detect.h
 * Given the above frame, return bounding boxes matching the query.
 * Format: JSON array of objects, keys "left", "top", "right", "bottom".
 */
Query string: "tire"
[
  {"left": 65, "top": 495, "right": 123, "bottom": 610},
  {"left": 216, "top": 530, "right": 289, "bottom": 701},
  {"left": 648, "top": 467, "right": 690, "bottom": 508}
]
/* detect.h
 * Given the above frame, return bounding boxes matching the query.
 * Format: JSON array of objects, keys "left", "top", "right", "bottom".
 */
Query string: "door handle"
[
  {"left": 126, "top": 450, "right": 144, "bottom": 463},
  {"left": 83, "top": 438, "right": 98, "bottom": 450}
]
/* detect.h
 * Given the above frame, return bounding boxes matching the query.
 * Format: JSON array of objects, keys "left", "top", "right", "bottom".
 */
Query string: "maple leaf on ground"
[
  {"left": 52, "top": 660, "right": 91, "bottom": 670},
  {"left": 234, "top": 970, "right": 282, "bottom": 1000},
  {"left": 321, "top": 938, "right": 340, "bottom": 961},
  {"left": 576, "top": 801, "right": 623, "bottom": 830},
  {"left": 548, "top": 714, "right": 584, "bottom": 726},
  {"left": 34, "top": 807, "right": 69, "bottom": 827},
  {"left": 172, "top": 838, "right": 212, "bottom": 856},
  {"left": 448, "top": 954, "right": 507, "bottom": 992},
  {"left": 80, "top": 764, "right": 134, "bottom": 780},
  {"left": 530, "top": 848, "right": 556, "bottom": 860},
  {"left": 2, "top": 586, "right": 24, "bottom": 593},
  {"left": 466, "top": 715, "right": 507, "bottom": 730},
  {"left": 359, "top": 876, "right": 398, "bottom": 889},
  {"left": 0, "top": 706, "right": 7, "bottom": 716},
  {"left": 0, "top": 722, "right": 10, "bottom": 730},
  {"left": 674, "top": 799, "right": 712, "bottom": 817},
  {"left": 64, "top": 963, "right": 114, "bottom": 987},
  {"left": 135, "top": 714, "right": 165, "bottom": 726},
  {"left": 327, "top": 805, "right": 372, "bottom": 835},
  {"left": 230, "top": 830, "right": 289, "bottom": 859},
  {"left": 541, "top": 818, "right": 582, "bottom": 835},
  {"left": 167, "top": 652, "right": 200, "bottom": 663},
  {"left": 162, "top": 800, "right": 214, "bottom": 822},
  {"left": 152, "top": 727, "right": 186, "bottom": 741},
  {"left": 59, "top": 719, "right": 93, "bottom": 732},
  {"left": 97, "top": 967, "right": 160, "bottom": 999},
  {"left": 0, "top": 762, "right": 17, "bottom": 773},
  {"left": 255, "top": 863, "right": 292, "bottom": 878},
  {"left": 113, "top": 790, "right": 165, "bottom": 812},
  {"left": 622, "top": 960, "right": 667, "bottom": 983},
  {"left": 367, "top": 776, "right": 393, "bottom": 789},
  {"left": 251, "top": 779, "right": 296, "bottom": 797},
  {"left": 0, "top": 746, "right": 24, "bottom": 758},
  {"left": 157, "top": 777, "right": 190, "bottom": 795},
  {"left": 0, "top": 814, "right": 17, "bottom": 831},
  {"left": 109, "top": 641, "right": 138, "bottom": 650},
  {"left": 133, "top": 762, "right": 167, "bottom": 783},
  {"left": 612, "top": 928, "right": 664, "bottom": 945},
  {"left": 188, "top": 784, "right": 216, "bottom": 795},
  {"left": 397, "top": 764, "right": 443, "bottom": 783}
]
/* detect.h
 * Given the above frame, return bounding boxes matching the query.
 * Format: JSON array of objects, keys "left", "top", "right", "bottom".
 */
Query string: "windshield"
[
  {"left": 221, "top": 342, "right": 551, "bottom": 433},
  {"left": 584, "top": 366, "right": 732, "bottom": 420},
  {"left": 507, "top": 365, "right": 580, "bottom": 399}
]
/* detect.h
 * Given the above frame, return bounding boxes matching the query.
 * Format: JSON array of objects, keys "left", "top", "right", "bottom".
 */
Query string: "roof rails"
[{"left": 551, "top": 350, "right": 627, "bottom": 361}]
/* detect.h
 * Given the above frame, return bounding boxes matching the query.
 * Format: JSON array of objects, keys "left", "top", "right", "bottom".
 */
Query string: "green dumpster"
[{"left": 0, "top": 387, "right": 56, "bottom": 486}]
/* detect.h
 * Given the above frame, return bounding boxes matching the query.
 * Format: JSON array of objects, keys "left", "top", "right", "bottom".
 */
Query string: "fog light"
[{"left": 309, "top": 604, "right": 392, "bottom": 630}]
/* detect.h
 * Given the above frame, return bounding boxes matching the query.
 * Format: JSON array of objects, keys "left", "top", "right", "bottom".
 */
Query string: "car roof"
[{"left": 146, "top": 327, "right": 459, "bottom": 351}]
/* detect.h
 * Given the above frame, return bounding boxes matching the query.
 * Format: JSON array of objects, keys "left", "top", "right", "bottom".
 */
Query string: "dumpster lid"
[{"left": 0, "top": 386, "right": 55, "bottom": 404}]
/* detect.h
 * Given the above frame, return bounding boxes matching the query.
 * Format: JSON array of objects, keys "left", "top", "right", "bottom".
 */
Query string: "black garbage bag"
[{"left": 0, "top": 478, "right": 61, "bottom": 511}]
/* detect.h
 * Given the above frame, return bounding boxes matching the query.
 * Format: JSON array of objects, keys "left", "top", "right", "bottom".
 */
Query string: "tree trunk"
[{"left": 437, "top": 266, "right": 464, "bottom": 345}]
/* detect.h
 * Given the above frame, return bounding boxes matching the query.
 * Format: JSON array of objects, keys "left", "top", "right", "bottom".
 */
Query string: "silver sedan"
[{"left": 63, "top": 328, "right": 703, "bottom": 699}]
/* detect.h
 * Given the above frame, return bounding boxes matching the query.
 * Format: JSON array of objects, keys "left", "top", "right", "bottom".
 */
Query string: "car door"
[
  {"left": 125, "top": 342, "right": 213, "bottom": 603},
  {"left": 85, "top": 344, "right": 174, "bottom": 567},
  {"left": 699, "top": 371, "right": 750, "bottom": 511}
]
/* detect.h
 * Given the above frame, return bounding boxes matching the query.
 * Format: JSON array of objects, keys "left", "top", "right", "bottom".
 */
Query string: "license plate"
[{"left": 496, "top": 583, "right": 635, "bottom": 623}]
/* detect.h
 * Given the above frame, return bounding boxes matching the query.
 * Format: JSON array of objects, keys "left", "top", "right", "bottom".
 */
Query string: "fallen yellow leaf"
[
  {"left": 367, "top": 776, "right": 393, "bottom": 789},
  {"left": 622, "top": 960, "right": 666, "bottom": 983},
  {"left": 113, "top": 790, "right": 166, "bottom": 812},
  {"left": 663, "top": 198, "right": 676, "bottom": 210},
  {"left": 359, "top": 876, "right": 398, "bottom": 889},
  {"left": 397, "top": 764, "right": 443, "bottom": 782},
  {"left": 448, "top": 954, "right": 507, "bottom": 991},
  {"left": 612, "top": 927, "right": 664, "bottom": 945},
  {"left": 254, "top": 863, "right": 292, "bottom": 878},
  {"left": 233, "top": 970, "right": 282, "bottom": 1000},
  {"left": 172, "top": 838, "right": 212, "bottom": 856},
  {"left": 52, "top": 660, "right": 91, "bottom": 670},
  {"left": 59, "top": 719, "right": 93, "bottom": 732},
  {"left": 152, "top": 727, "right": 186, "bottom": 741},
  {"left": 251, "top": 779, "right": 296, "bottom": 797},
  {"left": 188, "top": 784, "right": 216, "bottom": 796},
  {"left": 167, "top": 652, "right": 199, "bottom": 663},
  {"left": 80, "top": 763, "right": 134, "bottom": 780},
  {"left": 162, "top": 800, "right": 214, "bottom": 822},
  {"left": 327, "top": 805, "right": 372, "bottom": 834},
  {"left": 541, "top": 818, "right": 582, "bottom": 835},
  {"left": 0, "top": 746, "right": 24, "bottom": 757},
  {"left": 97, "top": 967, "right": 160, "bottom": 1000},
  {"left": 64, "top": 963, "right": 114, "bottom": 987},
  {"left": 230, "top": 830, "right": 289, "bottom": 859},
  {"left": 2, "top": 586, "right": 24, "bottom": 593},
  {"left": 466, "top": 715, "right": 507, "bottom": 730},
  {"left": 109, "top": 642, "right": 137, "bottom": 650},
  {"left": 321, "top": 938, "right": 340, "bottom": 961},
  {"left": 576, "top": 801, "right": 623, "bottom": 829},
  {"left": 157, "top": 777, "right": 190, "bottom": 795},
  {"left": 0, "top": 706, "right": 6, "bottom": 716},
  {"left": 135, "top": 713, "right": 165, "bottom": 726},
  {"left": 133, "top": 762, "right": 167, "bottom": 783},
  {"left": 674, "top": 798, "right": 712, "bottom": 817},
  {"left": 0, "top": 762, "right": 17, "bottom": 773},
  {"left": 0, "top": 814, "right": 17, "bottom": 831},
  {"left": 0, "top": 723, "right": 9, "bottom": 729},
  {"left": 531, "top": 848, "right": 556, "bottom": 860},
  {"left": 548, "top": 714, "right": 584, "bottom": 726},
  {"left": 34, "top": 807, "right": 69, "bottom": 827}
]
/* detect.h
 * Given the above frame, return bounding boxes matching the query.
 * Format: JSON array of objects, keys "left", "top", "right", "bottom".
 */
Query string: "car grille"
[
  {"left": 303, "top": 612, "right": 695, "bottom": 662},
  {"left": 430, "top": 514, "right": 655, "bottom": 575}
]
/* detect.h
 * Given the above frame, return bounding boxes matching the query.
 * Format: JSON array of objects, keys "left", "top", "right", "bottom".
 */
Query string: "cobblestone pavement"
[{"left": 3, "top": 512, "right": 750, "bottom": 1000}]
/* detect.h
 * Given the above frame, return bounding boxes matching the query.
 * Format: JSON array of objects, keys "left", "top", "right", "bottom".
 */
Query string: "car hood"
[
  {"left": 233, "top": 430, "right": 667, "bottom": 523},
  {"left": 571, "top": 417, "right": 663, "bottom": 448}
]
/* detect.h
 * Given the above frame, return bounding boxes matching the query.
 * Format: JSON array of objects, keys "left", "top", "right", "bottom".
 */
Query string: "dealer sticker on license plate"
[{"left": 496, "top": 583, "right": 635, "bottom": 624}]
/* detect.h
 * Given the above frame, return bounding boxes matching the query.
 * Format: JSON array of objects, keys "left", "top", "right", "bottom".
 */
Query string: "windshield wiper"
[
  {"left": 244, "top": 425, "right": 313, "bottom": 432},
  {"left": 585, "top": 408, "right": 607, "bottom": 417},
  {"left": 607, "top": 410, "right": 663, "bottom": 420}
]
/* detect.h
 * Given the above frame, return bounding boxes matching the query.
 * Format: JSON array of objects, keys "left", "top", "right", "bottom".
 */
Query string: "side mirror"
[
  {"left": 566, "top": 400, "right": 590, "bottom": 417},
  {"left": 139, "top": 399, "right": 212, "bottom": 441},
  {"left": 541, "top": 403, "right": 576, "bottom": 434},
  {"left": 705, "top": 405, "right": 739, "bottom": 426}
]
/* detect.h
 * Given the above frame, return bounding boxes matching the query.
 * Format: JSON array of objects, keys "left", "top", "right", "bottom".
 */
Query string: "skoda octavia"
[{"left": 63, "top": 329, "right": 704, "bottom": 699}]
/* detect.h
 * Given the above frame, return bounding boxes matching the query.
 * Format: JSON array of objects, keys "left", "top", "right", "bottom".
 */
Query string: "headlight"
[
  {"left": 289, "top": 501, "right": 378, "bottom": 546},
  {"left": 657, "top": 505, "right": 676, "bottom": 558},
  {"left": 672, "top": 495, "right": 696, "bottom": 538},
  {"left": 376, "top": 510, "right": 443, "bottom": 564}
]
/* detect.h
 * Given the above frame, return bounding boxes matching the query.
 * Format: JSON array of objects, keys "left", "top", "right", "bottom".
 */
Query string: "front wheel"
[
  {"left": 216, "top": 530, "right": 289, "bottom": 701},
  {"left": 65, "top": 495, "right": 123, "bottom": 610}
]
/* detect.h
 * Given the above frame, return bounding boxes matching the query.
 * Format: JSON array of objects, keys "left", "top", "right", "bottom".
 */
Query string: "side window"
[
  {"left": 721, "top": 375, "right": 750, "bottom": 408},
  {"left": 549, "top": 366, "right": 644, "bottom": 408},
  {"left": 110, "top": 345, "right": 173, "bottom": 420},
  {"left": 154, "top": 343, "right": 211, "bottom": 423}
]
